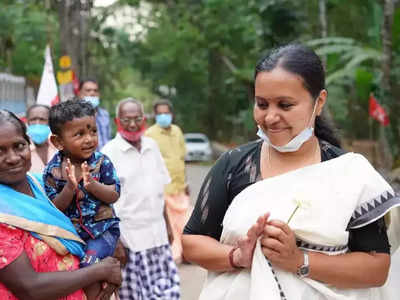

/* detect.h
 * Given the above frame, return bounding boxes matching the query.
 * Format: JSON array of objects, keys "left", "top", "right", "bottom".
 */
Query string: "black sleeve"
[
  {"left": 183, "top": 152, "right": 231, "bottom": 241},
  {"left": 348, "top": 217, "right": 390, "bottom": 254}
]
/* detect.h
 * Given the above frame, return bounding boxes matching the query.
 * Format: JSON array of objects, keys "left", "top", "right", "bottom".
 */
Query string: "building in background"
[{"left": 0, "top": 73, "right": 27, "bottom": 116}]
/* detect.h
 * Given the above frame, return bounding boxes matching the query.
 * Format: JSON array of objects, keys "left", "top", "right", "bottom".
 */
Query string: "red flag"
[
  {"left": 51, "top": 95, "right": 60, "bottom": 106},
  {"left": 369, "top": 94, "right": 389, "bottom": 126}
]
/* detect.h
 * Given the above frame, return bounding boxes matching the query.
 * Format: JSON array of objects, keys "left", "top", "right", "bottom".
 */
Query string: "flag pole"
[
  {"left": 369, "top": 117, "right": 373, "bottom": 140},
  {"left": 369, "top": 92, "right": 373, "bottom": 140}
]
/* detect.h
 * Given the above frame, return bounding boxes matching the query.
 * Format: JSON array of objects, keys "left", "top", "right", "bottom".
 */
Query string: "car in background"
[{"left": 184, "top": 133, "right": 213, "bottom": 162}]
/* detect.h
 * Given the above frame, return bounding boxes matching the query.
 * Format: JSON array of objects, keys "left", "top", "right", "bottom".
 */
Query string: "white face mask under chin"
[
  {"left": 257, "top": 126, "right": 314, "bottom": 152},
  {"left": 257, "top": 101, "right": 318, "bottom": 153}
]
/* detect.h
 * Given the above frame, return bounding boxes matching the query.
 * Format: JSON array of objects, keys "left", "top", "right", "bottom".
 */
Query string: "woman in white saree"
[{"left": 182, "top": 44, "right": 400, "bottom": 300}]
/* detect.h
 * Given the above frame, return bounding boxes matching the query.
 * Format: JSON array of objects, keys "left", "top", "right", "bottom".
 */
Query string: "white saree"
[{"left": 199, "top": 153, "right": 400, "bottom": 300}]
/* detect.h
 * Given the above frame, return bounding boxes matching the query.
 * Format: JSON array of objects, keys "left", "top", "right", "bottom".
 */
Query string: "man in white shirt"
[{"left": 102, "top": 98, "right": 180, "bottom": 300}]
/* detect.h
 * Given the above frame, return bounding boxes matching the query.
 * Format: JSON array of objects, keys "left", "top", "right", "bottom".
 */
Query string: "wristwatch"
[{"left": 296, "top": 251, "right": 310, "bottom": 278}]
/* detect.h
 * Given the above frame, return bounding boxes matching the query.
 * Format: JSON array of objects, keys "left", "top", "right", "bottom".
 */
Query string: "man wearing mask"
[
  {"left": 79, "top": 78, "right": 111, "bottom": 149},
  {"left": 145, "top": 99, "right": 188, "bottom": 264},
  {"left": 26, "top": 104, "right": 57, "bottom": 172},
  {"left": 102, "top": 98, "right": 180, "bottom": 300}
]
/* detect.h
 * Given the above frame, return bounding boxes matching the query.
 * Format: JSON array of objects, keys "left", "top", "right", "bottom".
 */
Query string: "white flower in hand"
[{"left": 293, "top": 195, "right": 311, "bottom": 209}]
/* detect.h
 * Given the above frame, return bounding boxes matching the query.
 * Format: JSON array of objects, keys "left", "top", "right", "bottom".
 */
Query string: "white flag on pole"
[{"left": 36, "top": 45, "right": 58, "bottom": 106}]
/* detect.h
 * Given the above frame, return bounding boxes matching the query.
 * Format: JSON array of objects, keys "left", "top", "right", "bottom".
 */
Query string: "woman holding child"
[
  {"left": 182, "top": 44, "right": 400, "bottom": 299},
  {"left": 0, "top": 109, "right": 121, "bottom": 299}
]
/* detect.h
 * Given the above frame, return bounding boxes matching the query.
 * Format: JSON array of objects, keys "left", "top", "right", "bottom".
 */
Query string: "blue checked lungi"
[{"left": 118, "top": 244, "right": 181, "bottom": 300}]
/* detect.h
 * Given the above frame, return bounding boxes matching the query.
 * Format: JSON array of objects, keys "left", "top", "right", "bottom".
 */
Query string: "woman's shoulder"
[
  {"left": 320, "top": 140, "right": 372, "bottom": 164},
  {"left": 211, "top": 140, "right": 262, "bottom": 176},
  {"left": 320, "top": 140, "right": 346, "bottom": 161},
  {"left": 320, "top": 142, "right": 379, "bottom": 176},
  {"left": 222, "top": 140, "right": 262, "bottom": 161}
]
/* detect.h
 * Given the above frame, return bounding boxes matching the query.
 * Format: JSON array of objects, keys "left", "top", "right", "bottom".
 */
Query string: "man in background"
[
  {"left": 102, "top": 98, "right": 180, "bottom": 299},
  {"left": 79, "top": 78, "right": 111, "bottom": 150},
  {"left": 26, "top": 104, "right": 57, "bottom": 173},
  {"left": 146, "top": 99, "right": 189, "bottom": 264}
]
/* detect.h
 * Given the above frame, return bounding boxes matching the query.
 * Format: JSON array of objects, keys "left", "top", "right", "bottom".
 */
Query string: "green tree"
[
  {"left": 127, "top": 0, "right": 306, "bottom": 141},
  {"left": 0, "top": 1, "right": 58, "bottom": 85}
]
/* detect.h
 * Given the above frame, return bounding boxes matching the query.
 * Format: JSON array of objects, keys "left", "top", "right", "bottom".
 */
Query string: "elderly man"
[
  {"left": 79, "top": 78, "right": 111, "bottom": 149},
  {"left": 145, "top": 99, "right": 189, "bottom": 263},
  {"left": 102, "top": 98, "right": 180, "bottom": 300}
]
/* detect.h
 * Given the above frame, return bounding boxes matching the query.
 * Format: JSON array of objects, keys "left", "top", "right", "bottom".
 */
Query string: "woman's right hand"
[
  {"left": 97, "top": 257, "right": 122, "bottom": 286},
  {"left": 113, "top": 239, "right": 128, "bottom": 267},
  {"left": 232, "top": 213, "right": 270, "bottom": 268}
]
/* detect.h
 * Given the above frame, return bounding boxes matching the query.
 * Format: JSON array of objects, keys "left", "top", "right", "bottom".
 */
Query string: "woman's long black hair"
[{"left": 254, "top": 44, "right": 341, "bottom": 148}]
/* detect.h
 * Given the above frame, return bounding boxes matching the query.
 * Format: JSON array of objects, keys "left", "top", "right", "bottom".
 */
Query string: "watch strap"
[{"left": 296, "top": 251, "right": 310, "bottom": 278}]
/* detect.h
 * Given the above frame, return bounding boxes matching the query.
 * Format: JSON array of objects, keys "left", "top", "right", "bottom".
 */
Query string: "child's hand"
[
  {"left": 65, "top": 159, "right": 78, "bottom": 191},
  {"left": 82, "top": 161, "right": 95, "bottom": 191}
]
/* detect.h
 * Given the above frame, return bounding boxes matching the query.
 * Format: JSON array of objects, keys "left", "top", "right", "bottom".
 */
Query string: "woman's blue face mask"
[
  {"left": 27, "top": 124, "right": 51, "bottom": 145},
  {"left": 156, "top": 113, "right": 172, "bottom": 128}
]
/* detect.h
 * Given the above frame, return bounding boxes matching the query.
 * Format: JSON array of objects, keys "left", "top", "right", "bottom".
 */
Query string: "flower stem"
[{"left": 287, "top": 205, "right": 299, "bottom": 225}]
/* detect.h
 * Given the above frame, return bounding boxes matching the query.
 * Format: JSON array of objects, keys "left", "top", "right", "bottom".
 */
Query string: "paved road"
[
  {"left": 179, "top": 163, "right": 400, "bottom": 299},
  {"left": 387, "top": 251, "right": 400, "bottom": 298},
  {"left": 178, "top": 163, "right": 210, "bottom": 300}
]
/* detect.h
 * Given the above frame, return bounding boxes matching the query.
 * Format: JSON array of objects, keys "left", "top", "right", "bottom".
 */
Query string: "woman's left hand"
[{"left": 260, "top": 220, "right": 304, "bottom": 273}]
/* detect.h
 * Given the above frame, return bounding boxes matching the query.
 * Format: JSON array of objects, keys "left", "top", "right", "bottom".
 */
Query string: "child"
[{"left": 44, "top": 100, "right": 121, "bottom": 298}]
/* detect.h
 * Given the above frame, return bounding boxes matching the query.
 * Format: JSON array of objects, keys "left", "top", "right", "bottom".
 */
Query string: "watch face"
[
  {"left": 297, "top": 252, "right": 309, "bottom": 278},
  {"left": 300, "top": 267, "right": 308, "bottom": 275}
]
